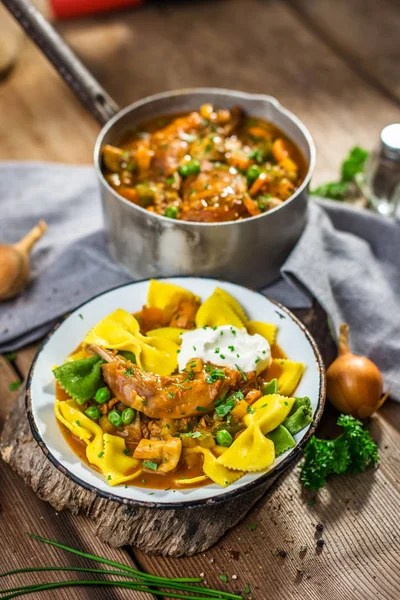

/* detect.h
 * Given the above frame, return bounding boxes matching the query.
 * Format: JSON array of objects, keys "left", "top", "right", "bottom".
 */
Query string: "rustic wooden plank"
[
  {"left": 1, "top": 359, "right": 157, "bottom": 599},
  {"left": 14, "top": 344, "right": 39, "bottom": 379},
  {"left": 135, "top": 403, "right": 400, "bottom": 600},
  {"left": 288, "top": 0, "right": 400, "bottom": 105},
  {"left": 0, "top": 0, "right": 399, "bottom": 596},
  {"left": 0, "top": 388, "right": 276, "bottom": 556},
  {"left": 0, "top": 459, "right": 156, "bottom": 600},
  {"left": 0, "top": 355, "right": 21, "bottom": 428}
]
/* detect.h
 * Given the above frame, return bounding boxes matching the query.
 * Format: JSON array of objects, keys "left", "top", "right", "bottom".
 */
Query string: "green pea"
[
  {"left": 164, "top": 205, "right": 179, "bottom": 219},
  {"left": 108, "top": 409, "right": 123, "bottom": 427},
  {"left": 257, "top": 199, "right": 266, "bottom": 212},
  {"left": 95, "top": 387, "right": 111, "bottom": 404},
  {"left": 121, "top": 407, "right": 136, "bottom": 425},
  {"left": 216, "top": 429, "right": 233, "bottom": 447},
  {"left": 246, "top": 164, "right": 262, "bottom": 184},
  {"left": 179, "top": 160, "right": 201, "bottom": 178},
  {"left": 84, "top": 406, "right": 101, "bottom": 420}
]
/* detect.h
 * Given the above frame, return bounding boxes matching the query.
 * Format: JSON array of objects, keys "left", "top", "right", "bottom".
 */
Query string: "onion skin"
[
  {"left": 326, "top": 323, "right": 387, "bottom": 419},
  {"left": 0, "top": 221, "right": 47, "bottom": 301}
]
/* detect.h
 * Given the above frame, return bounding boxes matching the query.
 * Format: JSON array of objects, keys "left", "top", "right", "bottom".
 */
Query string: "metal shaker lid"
[{"left": 381, "top": 124, "right": 400, "bottom": 160}]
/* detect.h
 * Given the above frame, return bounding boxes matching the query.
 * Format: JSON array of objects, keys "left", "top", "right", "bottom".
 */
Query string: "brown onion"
[
  {"left": 0, "top": 220, "right": 47, "bottom": 301},
  {"left": 326, "top": 323, "right": 389, "bottom": 418}
]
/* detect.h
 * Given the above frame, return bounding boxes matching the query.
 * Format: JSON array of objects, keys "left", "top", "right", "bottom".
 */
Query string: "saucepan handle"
[{"left": 1, "top": 0, "right": 120, "bottom": 125}]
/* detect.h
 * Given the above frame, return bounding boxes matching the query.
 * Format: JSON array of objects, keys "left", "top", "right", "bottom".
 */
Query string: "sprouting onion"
[{"left": 0, "top": 534, "right": 242, "bottom": 600}]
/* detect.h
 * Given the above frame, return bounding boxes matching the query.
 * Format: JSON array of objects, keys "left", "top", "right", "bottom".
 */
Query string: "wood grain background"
[{"left": 1, "top": 0, "right": 400, "bottom": 598}]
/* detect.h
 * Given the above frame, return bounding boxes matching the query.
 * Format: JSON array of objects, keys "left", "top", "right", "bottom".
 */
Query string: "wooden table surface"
[{"left": 1, "top": 1, "right": 400, "bottom": 598}]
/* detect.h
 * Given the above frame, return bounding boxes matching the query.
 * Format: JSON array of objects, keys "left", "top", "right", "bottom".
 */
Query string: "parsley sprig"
[
  {"left": 205, "top": 364, "right": 226, "bottom": 384},
  {"left": 311, "top": 146, "right": 368, "bottom": 200},
  {"left": 300, "top": 414, "right": 378, "bottom": 491},
  {"left": 215, "top": 390, "right": 244, "bottom": 418}
]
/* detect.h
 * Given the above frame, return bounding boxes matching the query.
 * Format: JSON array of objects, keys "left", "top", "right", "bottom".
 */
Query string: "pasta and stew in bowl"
[{"left": 27, "top": 278, "right": 325, "bottom": 507}]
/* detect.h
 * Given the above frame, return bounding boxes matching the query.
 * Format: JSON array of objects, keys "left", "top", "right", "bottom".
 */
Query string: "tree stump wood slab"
[
  {"left": 0, "top": 391, "right": 275, "bottom": 556},
  {"left": 0, "top": 304, "right": 334, "bottom": 557}
]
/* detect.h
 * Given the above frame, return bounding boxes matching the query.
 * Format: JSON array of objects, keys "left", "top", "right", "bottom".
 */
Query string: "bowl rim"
[
  {"left": 94, "top": 87, "right": 316, "bottom": 227},
  {"left": 25, "top": 276, "right": 326, "bottom": 510}
]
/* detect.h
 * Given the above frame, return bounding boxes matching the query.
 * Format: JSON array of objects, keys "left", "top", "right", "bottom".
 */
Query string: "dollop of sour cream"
[{"left": 178, "top": 325, "right": 271, "bottom": 375}]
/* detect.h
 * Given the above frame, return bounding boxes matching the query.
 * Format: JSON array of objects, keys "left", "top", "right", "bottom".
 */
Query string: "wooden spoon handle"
[{"left": 14, "top": 220, "right": 47, "bottom": 254}]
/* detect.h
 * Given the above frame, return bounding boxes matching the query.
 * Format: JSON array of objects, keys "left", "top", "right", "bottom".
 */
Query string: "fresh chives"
[
  {"left": 0, "top": 534, "right": 243, "bottom": 600},
  {"left": 0, "top": 580, "right": 235, "bottom": 600}
]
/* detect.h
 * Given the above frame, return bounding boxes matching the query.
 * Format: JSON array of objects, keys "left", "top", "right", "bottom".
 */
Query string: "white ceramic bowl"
[{"left": 26, "top": 278, "right": 325, "bottom": 509}]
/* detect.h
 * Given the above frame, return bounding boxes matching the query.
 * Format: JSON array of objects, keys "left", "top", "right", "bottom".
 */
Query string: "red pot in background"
[{"left": 50, "top": 0, "right": 144, "bottom": 19}]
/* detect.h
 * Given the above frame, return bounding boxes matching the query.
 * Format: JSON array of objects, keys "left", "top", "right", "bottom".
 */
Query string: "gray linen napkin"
[
  {"left": 1, "top": 163, "right": 399, "bottom": 399},
  {"left": 282, "top": 198, "right": 400, "bottom": 400}
]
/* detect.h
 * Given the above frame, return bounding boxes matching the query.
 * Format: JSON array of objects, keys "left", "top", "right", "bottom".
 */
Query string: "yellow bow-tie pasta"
[
  {"left": 266, "top": 359, "right": 305, "bottom": 397},
  {"left": 55, "top": 400, "right": 104, "bottom": 469},
  {"left": 213, "top": 288, "right": 248, "bottom": 325},
  {"left": 217, "top": 394, "right": 294, "bottom": 472},
  {"left": 247, "top": 321, "right": 277, "bottom": 345},
  {"left": 102, "top": 434, "right": 142, "bottom": 486},
  {"left": 55, "top": 401, "right": 142, "bottom": 484},
  {"left": 147, "top": 279, "right": 199, "bottom": 311},
  {"left": 195, "top": 289, "right": 246, "bottom": 329},
  {"left": 245, "top": 393, "right": 295, "bottom": 433},
  {"left": 84, "top": 309, "right": 179, "bottom": 375},
  {"left": 55, "top": 399, "right": 96, "bottom": 443},
  {"left": 217, "top": 424, "right": 275, "bottom": 472},
  {"left": 186, "top": 447, "right": 244, "bottom": 487},
  {"left": 66, "top": 348, "right": 92, "bottom": 362},
  {"left": 146, "top": 327, "right": 187, "bottom": 345}
]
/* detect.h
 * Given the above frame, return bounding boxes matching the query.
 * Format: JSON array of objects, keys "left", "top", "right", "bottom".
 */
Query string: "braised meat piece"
[
  {"left": 91, "top": 345, "right": 240, "bottom": 419},
  {"left": 179, "top": 167, "right": 248, "bottom": 222}
]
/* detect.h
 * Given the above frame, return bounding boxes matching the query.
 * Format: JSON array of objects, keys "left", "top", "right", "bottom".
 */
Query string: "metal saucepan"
[{"left": 3, "top": 0, "right": 316, "bottom": 288}]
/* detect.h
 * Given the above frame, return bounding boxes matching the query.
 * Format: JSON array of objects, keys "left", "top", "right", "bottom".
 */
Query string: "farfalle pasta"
[
  {"left": 53, "top": 280, "right": 313, "bottom": 490},
  {"left": 84, "top": 308, "right": 179, "bottom": 376}
]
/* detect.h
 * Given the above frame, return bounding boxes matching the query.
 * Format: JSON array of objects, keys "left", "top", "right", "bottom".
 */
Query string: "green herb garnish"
[
  {"left": 8, "top": 380, "right": 21, "bottom": 391},
  {"left": 205, "top": 364, "right": 226, "bottom": 383},
  {"left": 235, "top": 364, "right": 247, "bottom": 381},
  {"left": 142, "top": 460, "right": 158, "bottom": 471},
  {"left": 311, "top": 146, "right": 368, "bottom": 200},
  {"left": 215, "top": 390, "right": 244, "bottom": 417},
  {"left": 300, "top": 414, "right": 378, "bottom": 491},
  {"left": 248, "top": 148, "right": 264, "bottom": 164},
  {"left": 181, "top": 431, "right": 202, "bottom": 439}
]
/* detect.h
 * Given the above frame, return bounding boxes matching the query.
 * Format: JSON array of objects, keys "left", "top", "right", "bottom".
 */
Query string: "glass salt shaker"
[{"left": 357, "top": 124, "right": 400, "bottom": 218}]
